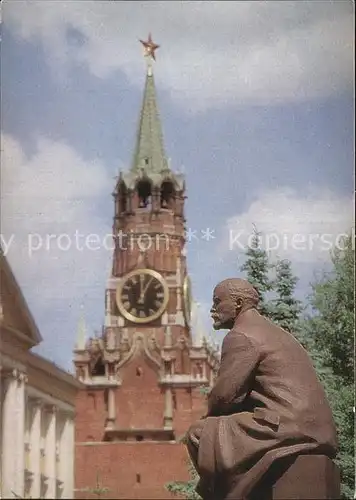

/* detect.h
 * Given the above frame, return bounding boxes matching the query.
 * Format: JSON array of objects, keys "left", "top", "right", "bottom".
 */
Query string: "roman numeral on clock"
[{"left": 117, "top": 270, "right": 168, "bottom": 323}]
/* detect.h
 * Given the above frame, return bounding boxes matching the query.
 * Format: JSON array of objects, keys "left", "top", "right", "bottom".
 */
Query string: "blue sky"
[{"left": 1, "top": 1, "right": 354, "bottom": 370}]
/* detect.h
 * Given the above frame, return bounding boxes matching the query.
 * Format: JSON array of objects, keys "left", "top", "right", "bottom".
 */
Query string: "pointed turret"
[
  {"left": 131, "top": 68, "right": 168, "bottom": 175},
  {"left": 75, "top": 305, "right": 87, "bottom": 351},
  {"left": 191, "top": 301, "right": 205, "bottom": 347}
]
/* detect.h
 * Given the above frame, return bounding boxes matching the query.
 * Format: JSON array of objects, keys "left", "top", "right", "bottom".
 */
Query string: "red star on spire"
[{"left": 140, "top": 33, "right": 160, "bottom": 61}]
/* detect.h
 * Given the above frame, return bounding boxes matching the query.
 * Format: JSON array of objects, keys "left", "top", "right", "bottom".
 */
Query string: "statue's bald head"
[
  {"left": 210, "top": 278, "right": 259, "bottom": 330},
  {"left": 215, "top": 278, "right": 259, "bottom": 306}
]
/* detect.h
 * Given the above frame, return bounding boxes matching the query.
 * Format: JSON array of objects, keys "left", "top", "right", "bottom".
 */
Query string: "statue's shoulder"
[{"left": 223, "top": 326, "right": 259, "bottom": 351}]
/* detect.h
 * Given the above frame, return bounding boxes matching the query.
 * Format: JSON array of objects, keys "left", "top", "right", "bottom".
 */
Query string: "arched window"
[
  {"left": 160, "top": 181, "right": 175, "bottom": 209},
  {"left": 91, "top": 356, "right": 106, "bottom": 376},
  {"left": 137, "top": 180, "right": 152, "bottom": 209}
]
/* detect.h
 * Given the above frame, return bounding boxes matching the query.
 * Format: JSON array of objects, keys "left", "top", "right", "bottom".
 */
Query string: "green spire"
[{"left": 131, "top": 38, "right": 168, "bottom": 174}]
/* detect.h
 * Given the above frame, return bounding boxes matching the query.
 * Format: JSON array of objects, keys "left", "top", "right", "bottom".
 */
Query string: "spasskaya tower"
[{"left": 73, "top": 35, "right": 219, "bottom": 499}]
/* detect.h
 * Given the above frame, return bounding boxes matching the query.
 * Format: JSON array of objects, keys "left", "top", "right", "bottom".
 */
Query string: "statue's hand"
[
  {"left": 190, "top": 433, "right": 199, "bottom": 447},
  {"left": 187, "top": 419, "right": 204, "bottom": 448}
]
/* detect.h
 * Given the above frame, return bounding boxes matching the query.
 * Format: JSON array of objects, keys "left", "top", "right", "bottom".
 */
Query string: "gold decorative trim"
[{"left": 116, "top": 269, "right": 169, "bottom": 324}]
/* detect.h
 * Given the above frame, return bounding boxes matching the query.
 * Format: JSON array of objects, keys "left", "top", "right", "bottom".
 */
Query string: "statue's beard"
[
  {"left": 212, "top": 314, "right": 234, "bottom": 330},
  {"left": 212, "top": 318, "right": 221, "bottom": 330}
]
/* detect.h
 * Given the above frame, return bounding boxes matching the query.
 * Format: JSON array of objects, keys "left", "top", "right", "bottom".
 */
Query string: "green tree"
[
  {"left": 269, "top": 258, "right": 303, "bottom": 332},
  {"left": 240, "top": 226, "right": 273, "bottom": 316},
  {"left": 83, "top": 472, "right": 110, "bottom": 499},
  {"left": 307, "top": 234, "right": 354, "bottom": 383},
  {"left": 166, "top": 459, "right": 201, "bottom": 499},
  {"left": 303, "top": 234, "right": 354, "bottom": 499}
]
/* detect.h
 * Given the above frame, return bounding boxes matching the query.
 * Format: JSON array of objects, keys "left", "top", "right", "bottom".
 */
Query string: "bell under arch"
[
  {"left": 136, "top": 177, "right": 152, "bottom": 209},
  {"left": 160, "top": 179, "right": 175, "bottom": 209}
]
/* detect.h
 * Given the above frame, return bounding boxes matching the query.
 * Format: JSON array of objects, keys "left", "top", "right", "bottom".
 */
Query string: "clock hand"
[
  {"left": 142, "top": 277, "right": 154, "bottom": 297},
  {"left": 139, "top": 274, "right": 145, "bottom": 293},
  {"left": 138, "top": 276, "right": 153, "bottom": 304},
  {"left": 138, "top": 274, "right": 145, "bottom": 304}
]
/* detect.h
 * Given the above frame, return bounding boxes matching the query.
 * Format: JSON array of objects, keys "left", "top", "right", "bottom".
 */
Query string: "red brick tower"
[{"left": 73, "top": 36, "right": 219, "bottom": 499}]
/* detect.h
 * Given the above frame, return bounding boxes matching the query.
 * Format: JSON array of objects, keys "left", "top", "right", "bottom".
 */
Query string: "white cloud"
[
  {"left": 1, "top": 133, "right": 113, "bottom": 306},
  {"left": 3, "top": 1, "right": 354, "bottom": 112},
  {"left": 189, "top": 187, "right": 354, "bottom": 348},
  {"left": 225, "top": 187, "right": 354, "bottom": 264}
]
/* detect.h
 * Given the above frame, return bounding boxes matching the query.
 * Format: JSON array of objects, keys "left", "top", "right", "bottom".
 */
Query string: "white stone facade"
[
  {"left": 0, "top": 251, "right": 80, "bottom": 500},
  {"left": 0, "top": 357, "right": 75, "bottom": 500}
]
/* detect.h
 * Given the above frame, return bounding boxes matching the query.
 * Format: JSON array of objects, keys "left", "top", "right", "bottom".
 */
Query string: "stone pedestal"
[{"left": 248, "top": 454, "right": 340, "bottom": 500}]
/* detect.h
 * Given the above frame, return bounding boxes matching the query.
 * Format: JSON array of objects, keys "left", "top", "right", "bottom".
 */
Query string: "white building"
[{"left": 0, "top": 252, "right": 82, "bottom": 499}]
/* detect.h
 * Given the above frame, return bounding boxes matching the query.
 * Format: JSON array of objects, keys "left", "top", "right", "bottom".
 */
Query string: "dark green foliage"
[
  {"left": 83, "top": 472, "right": 110, "bottom": 499},
  {"left": 240, "top": 227, "right": 272, "bottom": 316},
  {"left": 269, "top": 258, "right": 303, "bottom": 332},
  {"left": 329, "top": 382, "right": 354, "bottom": 500},
  {"left": 199, "top": 385, "right": 210, "bottom": 396},
  {"left": 297, "top": 325, "right": 354, "bottom": 499},
  {"left": 307, "top": 234, "right": 354, "bottom": 383},
  {"left": 302, "top": 234, "right": 354, "bottom": 498},
  {"left": 166, "top": 459, "right": 201, "bottom": 500}
]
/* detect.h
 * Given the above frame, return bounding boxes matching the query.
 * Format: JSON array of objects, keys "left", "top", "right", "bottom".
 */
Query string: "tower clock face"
[
  {"left": 183, "top": 275, "right": 192, "bottom": 324},
  {"left": 116, "top": 269, "right": 169, "bottom": 324}
]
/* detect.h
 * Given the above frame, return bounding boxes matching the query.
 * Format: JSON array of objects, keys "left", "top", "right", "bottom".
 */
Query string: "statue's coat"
[{"left": 188, "top": 309, "right": 337, "bottom": 500}]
